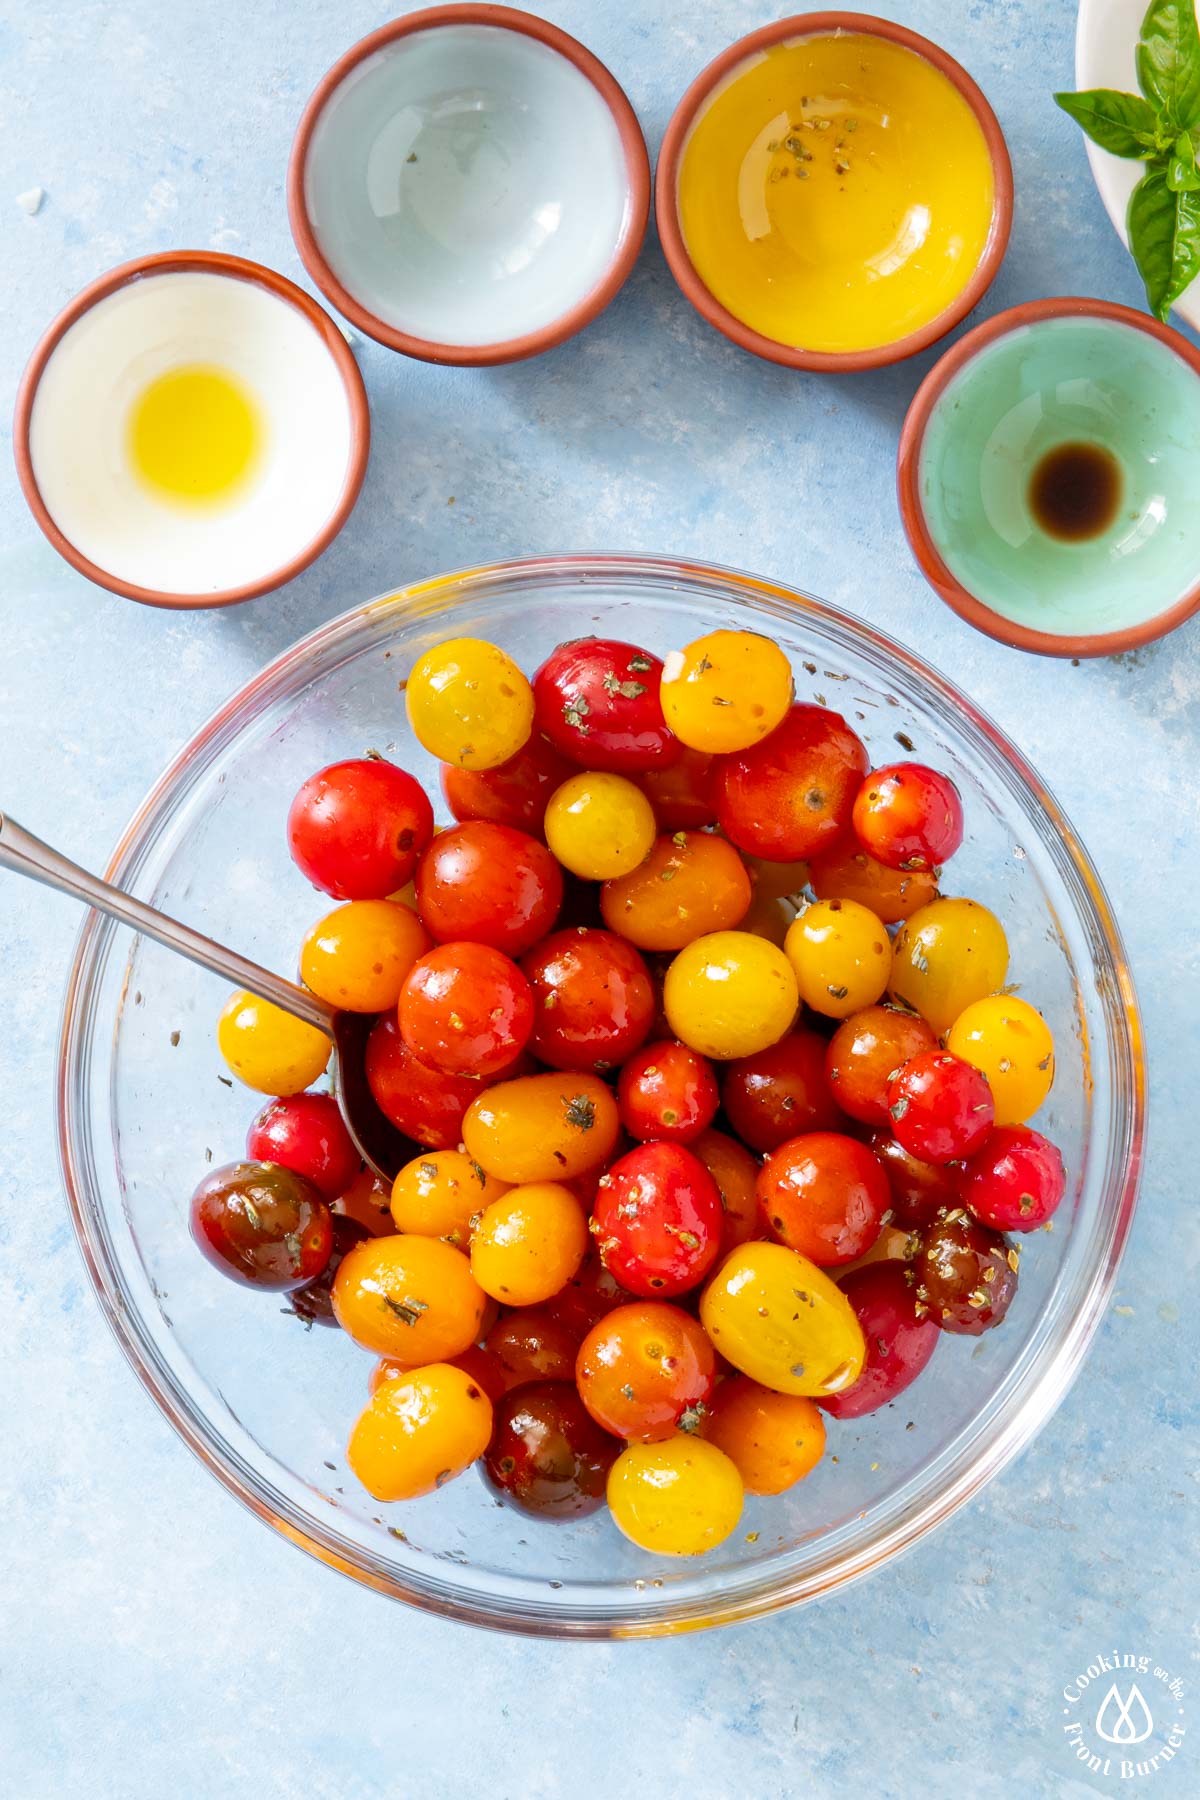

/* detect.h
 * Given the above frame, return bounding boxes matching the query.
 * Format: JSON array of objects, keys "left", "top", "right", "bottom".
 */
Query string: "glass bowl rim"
[{"left": 55, "top": 551, "right": 1144, "bottom": 1637}]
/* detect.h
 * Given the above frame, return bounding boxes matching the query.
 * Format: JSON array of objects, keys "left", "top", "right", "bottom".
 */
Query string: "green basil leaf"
[
  {"left": 1137, "top": 0, "right": 1200, "bottom": 128},
  {"left": 1168, "top": 127, "right": 1200, "bottom": 185},
  {"left": 1054, "top": 87, "right": 1163, "bottom": 156},
  {"left": 1128, "top": 165, "right": 1200, "bottom": 317}
]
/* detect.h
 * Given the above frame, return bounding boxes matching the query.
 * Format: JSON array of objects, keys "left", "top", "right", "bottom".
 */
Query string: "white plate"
[{"left": 1075, "top": 0, "right": 1200, "bottom": 328}]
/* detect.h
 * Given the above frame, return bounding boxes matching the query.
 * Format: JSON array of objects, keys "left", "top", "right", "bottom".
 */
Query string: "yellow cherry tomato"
[
  {"left": 463, "top": 1072, "right": 620, "bottom": 1183},
  {"left": 606, "top": 1434, "right": 744, "bottom": 1555},
  {"left": 543, "top": 771, "right": 656, "bottom": 879},
  {"left": 701, "top": 1376, "right": 826, "bottom": 1496},
  {"left": 216, "top": 990, "right": 331, "bottom": 1095},
  {"left": 699, "top": 1241, "right": 866, "bottom": 1397},
  {"left": 300, "top": 899, "right": 431, "bottom": 1013},
  {"left": 332, "top": 1233, "right": 486, "bottom": 1358},
  {"left": 784, "top": 897, "right": 891, "bottom": 1019},
  {"left": 470, "top": 1182, "right": 588, "bottom": 1305},
  {"left": 389, "top": 1148, "right": 510, "bottom": 1247},
  {"left": 889, "top": 896, "right": 1010, "bottom": 1036},
  {"left": 663, "top": 929, "right": 798, "bottom": 1059},
  {"left": 660, "top": 629, "right": 793, "bottom": 753},
  {"left": 347, "top": 1363, "right": 493, "bottom": 1501},
  {"left": 406, "top": 637, "right": 534, "bottom": 772},
  {"left": 945, "top": 994, "right": 1055, "bottom": 1125}
]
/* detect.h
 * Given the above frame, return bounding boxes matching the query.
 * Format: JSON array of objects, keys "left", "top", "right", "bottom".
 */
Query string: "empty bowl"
[
  {"left": 898, "top": 297, "right": 1200, "bottom": 656},
  {"left": 13, "top": 252, "right": 369, "bottom": 609},
  {"left": 288, "top": 6, "right": 650, "bottom": 364}
]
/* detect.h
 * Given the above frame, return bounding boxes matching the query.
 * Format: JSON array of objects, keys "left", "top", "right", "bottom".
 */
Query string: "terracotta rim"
[
  {"left": 655, "top": 11, "right": 1013, "bottom": 373},
  {"left": 287, "top": 5, "right": 651, "bottom": 366},
  {"left": 12, "top": 250, "right": 371, "bottom": 611},
  {"left": 897, "top": 295, "right": 1200, "bottom": 658}
]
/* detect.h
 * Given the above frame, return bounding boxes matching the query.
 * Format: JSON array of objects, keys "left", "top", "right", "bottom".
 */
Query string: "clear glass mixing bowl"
[{"left": 57, "top": 555, "right": 1143, "bottom": 1636}]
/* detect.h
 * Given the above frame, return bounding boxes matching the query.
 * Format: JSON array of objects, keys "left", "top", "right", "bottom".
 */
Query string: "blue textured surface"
[{"left": 0, "top": 3, "right": 1196, "bottom": 1796}]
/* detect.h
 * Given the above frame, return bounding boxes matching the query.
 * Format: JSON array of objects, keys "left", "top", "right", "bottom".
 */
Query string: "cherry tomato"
[
  {"left": 370, "top": 1343, "right": 507, "bottom": 1405},
  {"left": 852, "top": 763, "right": 964, "bottom": 872},
  {"left": 245, "top": 1091, "right": 360, "bottom": 1200},
  {"left": 190, "top": 1161, "right": 333, "bottom": 1291},
  {"left": 660, "top": 629, "right": 793, "bottom": 754},
  {"left": 288, "top": 758, "right": 434, "bottom": 901},
  {"left": 699, "top": 1241, "right": 866, "bottom": 1396},
  {"left": 415, "top": 821, "right": 563, "bottom": 957},
  {"left": 484, "top": 1381, "right": 619, "bottom": 1518},
  {"left": 958, "top": 1125, "right": 1066, "bottom": 1232},
  {"left": 332, "top": 1232, "right": 486, "bottom": 1358},
  {"left": 887, "top": 1051, "right": 994, "bottom": 1165},
  {"left": 607, "top": 1435, "right": 744, "bottom": 1554},
  {"left": 399, "top": 941, "right": 534, "bottom": 1078},
  {"left": 348, "top": 1362, "right": 494, "bottom": 1501},
  {"left": 945, "top": 995, "right": 1055, "bottom": 1126},
  {"left": 757, "top": 1131, "right": 890, "bottom": 1267},
  {"left": 819, "top": 1262, "right": 940, "bottom": 1418},
  {"left": 825, "top": 1004, "right": 938, "bottom": 1126},
  {"left": 521, "top": 928, "right": 655, "bottom": 1072},
  {"left": 713, "top": 704, "right": 868, "bottom": 862},
  {"left": 333, "top": 1165, "right": 396, "bottom": 1236},
  {"left": 364, "top": 1012, "right": 485, "bottom": 1149},
  {"left": 914, "top": 1209, "right": 1019, "bottom": 1335},
  {"left": 217, "top": 990, "right": 331, "bottom": 1096},
  {"left": 485, "top": 1307, "right": 583, "bottom": 1387},
  {"left": 738, "top": 889, "right": 795, "bottom": 948},
  {"left": 389, "top": 1148, "right": 509, "bottom": 1246},
  {"left": 663, "top": 930, "right": 798, "bottom": 1060},
  {"left": 405, "top": 636, "right": 534, "bottom": 771},
  {"left": 440, "top": 733, "right": 572, "bottom": 837},
  {"left": 576, "top": 1302, "right": 717, "bottom": 1440},
  {"left": 544, "top": 771, "right": 657, "bottom": 880},
  {"left": 542, "top": 1250, "right": 637, "bottom": 1340},
  {"left": 809, "top": 842, "right": 939, "bottom": 923},
  {"left": 299, "top": 899, "right": 431, "bottom": 1012},
  {"left": 866, "top": 1129, "right": 959, "bottom": 1228},
  {"left": 691, "top": 1127, "right": 761, "bottom": 1257},
  {"left": 721, "top": 1027, "right": 840, "bottom": 1153},
  {"left": 617, "top": 1041, "right": 719, "bottom": 1144},
  {"left": 701, "top": 1376, "right": 826, "bottom": 1495},
  {"left": 890, "top": 897, "right": 1009, "bottom": 1035},
  {"left": 745, "top": 855, "right": 811, "bottom": 903},
  {"left": 637, "top": 745, "right": 717, "bottom": 830},
  {"left": 463, "top": 1072, "right": 620, "bottom": 1183},
  {"left": 288, "top": 1215, "right": 370, "bottom": 1326},
  {"left": 784, "top": 897, "right": 891, "bottom": 1019},
  {"left": 532, "top": 638, "right": 680, "bottom": 772},
  {"left": 470, "top": 1182, "right": 588, "bottom": 1305},
  {"left": 591, "top": 1142, "right": 723, "bottom": 1298},
  {"left": 599, "top": 830, "right": 752, "bottom": 951}
]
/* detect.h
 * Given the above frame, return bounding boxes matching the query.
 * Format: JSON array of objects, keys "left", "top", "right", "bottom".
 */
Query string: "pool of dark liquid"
[{"left": 1028, "top": 440, "right": 1123, "bottom": 542}]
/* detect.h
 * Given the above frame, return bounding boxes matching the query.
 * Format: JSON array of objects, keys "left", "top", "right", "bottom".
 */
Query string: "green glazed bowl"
[{"left": 898, "top": 297, "right": 1200, "bottom": 657}]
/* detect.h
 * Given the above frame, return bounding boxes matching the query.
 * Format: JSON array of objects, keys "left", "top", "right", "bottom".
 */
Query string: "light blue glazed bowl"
[{"left": 898, "top": 297, "right": 1200, "bottom": 657}]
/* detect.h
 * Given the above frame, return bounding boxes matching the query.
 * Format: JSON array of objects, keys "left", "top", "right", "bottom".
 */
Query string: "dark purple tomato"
[
  {"left": 190, "top": 1160, "right": 333, "bottom": 1290},
  {"left": 245, "top": 1092, "right": 360, "bottom": 1201},
  {"left": 915, "top": 1209, "right": 1019, "bottom": 1335},
  {"left": 532, "top": 639, "right": 681, "bottom": 773},
  {"left": 287, "top": 1216, "right": 370, "bottom": 1326},
  {"left": 819, "top": 1262, "right": 939, "bottom": 1418},
  {"left": 482, "top": 1380, "right": 620, "bottom": 1517}
]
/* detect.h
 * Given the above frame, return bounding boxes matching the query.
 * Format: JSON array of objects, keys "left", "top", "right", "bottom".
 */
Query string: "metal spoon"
[{"left": 0, "top": 811, "right": 413, "bottom": 1182}]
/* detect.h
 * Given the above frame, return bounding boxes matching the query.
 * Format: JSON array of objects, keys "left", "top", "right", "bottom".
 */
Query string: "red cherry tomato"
[
  {"left": 364, "top": 1012, "right": 485, "bottom": 1148},
  {"left": 757, "top": 1131, "right": 890, "bottom": 1266},
  {"left": 712, "top": 705, "right": 868, "bottom": 862},
  {"left": 190, "top": 1161, "right": 333, "bottom": 1291},
  {"left": 867, "top": 1129, "right": 960, "bottom": 1228},
  {"left": 245, "top": 1092, "right": 360, "bottom": 1201},
  {"left": 482, "top": 1381, "right": 619, "bottom": 1518},
  {"left": 576, "top": 1302, "right": 717, "bottom": 1440},
  {"left": 287, "top": 758, "right": 434, "bottom": 900},
  {"left": 958, "top": 1125, "right": 1066, "bottom": 1232},
  {"left": 288, "top": 1216, "right": 370, "bottom": 1325},
  {"left": 521, "top": 928, "right": 655, "bottom": 1073},
  {"left": 485, "top": 1306, "right": 583, "bottom": 1387},
  {"left": 543, "top": 1249, "right": 637, "bottom": 1339},
  {"left": 399, "top": 941, "right": 534, "bottom": 1077},
  {"left": 591, "top": 1142, "right": 723, "bottom": 1298},
  {"left": 852, "top": 763, "right": 964, "bottom": 872},
  {"left": 637, "top": 745, "right": 716, "bottom": 830},
  {"left": 440, "top": 735, "right": 573, "bottom": 838},
  {"left": 721, "top": 1028, "right": 841, "bottom": 1153},
  {"left": 415, "top": 821, "right": 563, "bottom": 956},
  {"left": 915, "top": 1209, "right": 1019, "bottom": 1335},
  {"left": 825, "top": 1005, "right": 938, "bottom": 1126},
  {"left": 617, "top": 1040, "right": 719, "bottom": 1144},
  {"left": 532, "top": 638, "right": 680, "bottom": 772},
  {"left": 819, "top": 1263, "right": 939, "bottom": 1418},
  {"left": 887, "top": 1051, "right": 995, "bottom": 1165}
]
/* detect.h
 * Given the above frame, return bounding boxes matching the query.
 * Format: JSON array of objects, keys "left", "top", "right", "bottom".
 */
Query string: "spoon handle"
[{"left": 0, "top": 811, "right": 334, "bottom": 1034}]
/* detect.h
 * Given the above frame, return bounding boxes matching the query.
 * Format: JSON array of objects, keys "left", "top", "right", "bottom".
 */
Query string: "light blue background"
[{"left": 1, "top": 3, "right": 1196, "bottom": 1796}]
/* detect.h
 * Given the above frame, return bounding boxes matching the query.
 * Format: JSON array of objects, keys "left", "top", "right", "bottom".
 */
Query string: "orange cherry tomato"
[
  {"left": 825, "top": 1003, "right": 938, "bottom": 1125},
  {"left": 691, "top": 1126, "right": 761, "bottom": 1257},
  {"left": 470, "top": 1182, "right": 589, "bottom": 1305},
  {"left": 462, "top": 1072, "right": 620, "bottom": 1184},
  {"left": 299, "top": 899, "right": 431, "bottom": 1013},
  {"left": 576, "top": 1301, "right": 717, "bottom": 1441},
  {"left": 389, "top": 1148, "right": 509, "bottom": 1247},
  {"left": 332, "top": 1233, "right": 486, "bottom": 1358},
  {"left": 808, "top": 843, "right": 938, "bottom": 924},
  {"left": 757, "top": 1131, "right": 890, "bottom": 1267},
  {"left": 701, "top": 1376, "right": 826, "bottom": 1495},
  {"left": 637, "top": 745, "right": 717, "bottom": 831},
  {"left": 599, "top": 831, "right": 752, "bottom": 951},
  {"left": 347, "top": 1363, "right": 493, "bottom": 1501}
]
